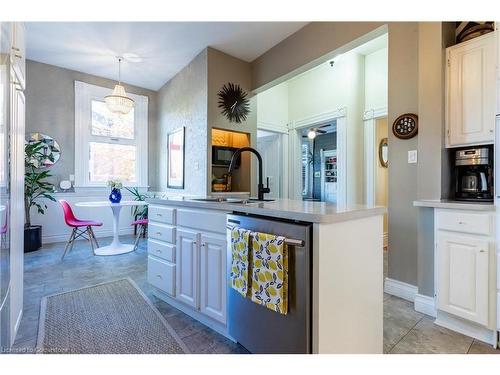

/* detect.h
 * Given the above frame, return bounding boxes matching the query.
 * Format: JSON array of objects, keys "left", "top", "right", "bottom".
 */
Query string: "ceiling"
[{"left": 26, "top": 22, "right": 307, "bottom": 91}]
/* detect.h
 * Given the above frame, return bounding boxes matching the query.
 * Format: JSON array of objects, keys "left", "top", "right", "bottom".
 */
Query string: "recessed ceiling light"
[{"left": 123, "top": 53, "right": 142, "bottom": 63}]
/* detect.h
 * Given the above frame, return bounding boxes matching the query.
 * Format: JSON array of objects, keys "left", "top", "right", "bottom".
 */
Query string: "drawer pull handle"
[
  {"left": 14, "top": 54, "right": 22, "bottom": 59},
  {"left": 157, "top": 213, "right": 162, "bottom": 217},
  {"left": 156, "top": 232, "right": 162, "bottom": 235},
  {"left": 11, "top": 46, "right": 20, "bottom": 51},
  {"left": 156, "top": 249, "right": 162, "bottom": 253},
  {"left": 458, "top": 221, "right": 465, "bottom": 225},
  {"left": 156, "top": 274, "right": 162, "bottom": 279},
  {"left": 480, "top": 249, "right": 486, "bottom": 253}
]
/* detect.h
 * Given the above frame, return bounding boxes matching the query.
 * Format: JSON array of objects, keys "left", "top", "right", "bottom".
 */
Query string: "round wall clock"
[
  {"left": 392, "top": 113, "right": 418, "bottom": 139},
  {"left": 217, "top": 82, "right": 250, "bottom": 124}
]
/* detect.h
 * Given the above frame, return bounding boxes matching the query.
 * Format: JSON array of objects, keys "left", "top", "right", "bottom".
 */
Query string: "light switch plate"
[{"left": 408, "top": 150, "right": 418, "bottom": 164}]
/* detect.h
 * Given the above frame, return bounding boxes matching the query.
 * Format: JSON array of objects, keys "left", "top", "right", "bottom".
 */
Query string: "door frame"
[
  {"left": 289, "top": 107, "right": 347, "bottom": 205},
  {"left": 363, "top": 107, "right": 388, "bottom": 207}
]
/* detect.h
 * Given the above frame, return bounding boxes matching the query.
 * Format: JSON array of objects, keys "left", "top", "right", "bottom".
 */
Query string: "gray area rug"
[{"left": 37, "top": 278, "right": 189, "bottom": 354}]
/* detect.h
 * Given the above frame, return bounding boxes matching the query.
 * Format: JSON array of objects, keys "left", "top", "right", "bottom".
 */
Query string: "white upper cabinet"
[{"left": 446, "top": 33, "right": 496, "bottom": 147}]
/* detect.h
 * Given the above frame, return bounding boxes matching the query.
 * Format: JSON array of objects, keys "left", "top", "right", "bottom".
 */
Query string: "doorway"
[{"left": 256, "top": 129, "right": 285, "bottom": 199}]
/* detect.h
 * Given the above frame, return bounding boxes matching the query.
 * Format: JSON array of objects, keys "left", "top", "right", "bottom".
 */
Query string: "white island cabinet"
[
  {"left": 147, "top": 204, "right": 229, "bottom": 335},
  {"left": 146, "top": 197, "right": 385, "bottom": 353}
]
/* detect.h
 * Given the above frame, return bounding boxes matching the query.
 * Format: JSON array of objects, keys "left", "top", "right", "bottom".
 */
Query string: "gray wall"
[
  {"left": 25, "top": 60, "right": 159, "bottom": 189},
  {"left": 416, "top": 22, "right": 456, "bottom": 296},
  {"left": 207, "top": 47, "right": 257, "bottom": 195},
  {"left": 157, "top": 50, "right": 208, "bottom": 195},
  {"left": 386, "top": 23, "right": 419, "bottom": 286}
]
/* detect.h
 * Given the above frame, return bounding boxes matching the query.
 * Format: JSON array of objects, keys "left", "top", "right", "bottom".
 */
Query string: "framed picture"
[{"left": 167, "top": 127, "right": 185, "bottom": 189}]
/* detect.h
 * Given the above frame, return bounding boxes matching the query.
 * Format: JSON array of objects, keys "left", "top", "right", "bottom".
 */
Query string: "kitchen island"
[{"left": 145, "top": 196, "right": 386, "bottom": 353}]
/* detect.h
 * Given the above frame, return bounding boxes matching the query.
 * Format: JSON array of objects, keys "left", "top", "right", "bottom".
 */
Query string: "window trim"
[{"left": 74, "top": 81, "right": 148, "bottom": 187}]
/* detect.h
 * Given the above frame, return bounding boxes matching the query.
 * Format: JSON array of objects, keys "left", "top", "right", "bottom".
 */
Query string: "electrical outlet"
[{"left": 408, "top": 150, "right": 418, "bottom": 164}]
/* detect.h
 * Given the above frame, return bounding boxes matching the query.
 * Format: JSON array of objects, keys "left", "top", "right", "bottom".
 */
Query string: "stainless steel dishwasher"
[{"left": 227, "top": 213, "right": 312, "bottom": 354}]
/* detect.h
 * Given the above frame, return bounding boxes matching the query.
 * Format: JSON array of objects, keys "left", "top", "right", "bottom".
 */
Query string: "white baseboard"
[
  {"left": 43, "top": 228, "right": 134, "bottom": 244},
  {"left": 414, "top": 293, "right": 437, "bottom": 318},
  {"left": 384, "top": 277, "right": 418, "bottom": 302},
  {"left": 435, "top": 310, "right": 498, "bottom": 346}
]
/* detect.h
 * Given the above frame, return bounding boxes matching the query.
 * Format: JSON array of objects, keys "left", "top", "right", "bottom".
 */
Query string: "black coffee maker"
[{"left": 454, "top": 147, "right": 493, "bottom": 202}]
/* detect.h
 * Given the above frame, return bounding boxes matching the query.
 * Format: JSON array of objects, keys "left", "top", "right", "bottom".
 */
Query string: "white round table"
[{"left": 75, "top": 201, "right": 148, "bottom": 256}]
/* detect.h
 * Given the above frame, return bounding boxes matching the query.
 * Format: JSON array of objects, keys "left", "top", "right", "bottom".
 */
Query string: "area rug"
[{"left": 36, "top": 278, "right": 189, "bottom": 354}]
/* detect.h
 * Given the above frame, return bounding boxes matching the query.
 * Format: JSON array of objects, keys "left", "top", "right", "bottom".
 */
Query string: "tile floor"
[{"left": 6, "top": 240, "right": 500, "bottom": 354}]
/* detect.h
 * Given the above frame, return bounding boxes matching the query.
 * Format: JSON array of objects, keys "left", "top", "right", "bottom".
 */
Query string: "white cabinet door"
[
  {"left": 436, "top": 232, "right": 489, "bottom": 325},
  {"left": 199, "top": 233, "right": 227, "bottom": 324},
  {"left": 175, "top": 229, "right": 199, "bottom": 308},
  {"left": 446, "top": 33, "right": 496, "bottom": 147}
]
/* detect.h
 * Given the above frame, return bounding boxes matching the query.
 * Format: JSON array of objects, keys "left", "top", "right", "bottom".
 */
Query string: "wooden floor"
[{"left": 6, "top": 240, "right": 499, "bottom": 354}]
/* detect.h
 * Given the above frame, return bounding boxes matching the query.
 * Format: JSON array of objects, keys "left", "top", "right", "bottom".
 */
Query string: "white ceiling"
[{"left": 26, "top": 22, "right": 307, "bottom": 91}]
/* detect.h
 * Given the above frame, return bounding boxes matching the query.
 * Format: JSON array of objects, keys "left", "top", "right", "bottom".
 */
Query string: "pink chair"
[
  {"left": 59, "top": 200, "right": 102, "bottom": 260},
  {"left": 131, "top": 218, "right": 148, "bottom": 251}
]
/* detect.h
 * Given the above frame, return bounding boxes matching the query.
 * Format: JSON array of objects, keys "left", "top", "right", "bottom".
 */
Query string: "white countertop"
[
  {"left": 146, "top": 196, "right": 386, "bottom": 224},
  {"left": 413, "top": 199, "right": 495, "bottom": 211}
]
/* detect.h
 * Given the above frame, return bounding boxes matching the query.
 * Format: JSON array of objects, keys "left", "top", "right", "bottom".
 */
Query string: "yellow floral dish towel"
[
  {"left": 230, "top": 227, "right": 251, "bottom": 297},
  {"left": 250, "top": 232, "right": 288, "bottom": 315}
]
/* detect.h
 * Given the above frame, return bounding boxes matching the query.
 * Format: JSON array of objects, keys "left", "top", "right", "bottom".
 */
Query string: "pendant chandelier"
[{"left": 105, "top": 57, "right": 134, "bottom": 115}]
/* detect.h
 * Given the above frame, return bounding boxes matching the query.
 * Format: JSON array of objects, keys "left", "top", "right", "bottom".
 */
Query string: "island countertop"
[{"left": 146, "top": 196, "right": 386, "bottom": 224}]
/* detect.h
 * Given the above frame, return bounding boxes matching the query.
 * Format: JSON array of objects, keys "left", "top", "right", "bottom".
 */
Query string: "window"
[{"left": 75, "top": 81, "right": 148, "bottom": 187}]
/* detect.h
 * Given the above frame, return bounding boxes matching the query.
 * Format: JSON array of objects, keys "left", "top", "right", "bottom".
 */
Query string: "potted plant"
[
  {"left": 24, "top": 141, "right": 56, "bottom": 252},
  {"left": 125, "top": 187, "right": 156, "bottom": 237}
]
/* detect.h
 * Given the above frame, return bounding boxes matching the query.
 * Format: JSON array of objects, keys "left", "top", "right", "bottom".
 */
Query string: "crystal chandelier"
[{"left": 105, "top": 57, "right": 134, "bottom": 115}]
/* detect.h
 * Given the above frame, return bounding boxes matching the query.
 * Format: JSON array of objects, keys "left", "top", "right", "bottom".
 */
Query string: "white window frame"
[{"left": 74, "top": 81, "right": 148, "bottom": 187}]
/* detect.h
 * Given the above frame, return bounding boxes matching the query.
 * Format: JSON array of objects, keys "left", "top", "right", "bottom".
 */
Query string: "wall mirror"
[
  {"left": 167, "top": 127, "right": 185, "bottom": 189},
  {"left": 26, "top": 132, "right": 61, "bottom": 168},
  {"left": 379, "top": 137, "right": 388, "bottom": 168}
]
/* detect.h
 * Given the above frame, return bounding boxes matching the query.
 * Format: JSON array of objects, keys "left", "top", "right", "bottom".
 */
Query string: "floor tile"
[
  {"left": 383, "top": 295, "right": 423, "bottom": 353},
  {"left": 390, "top": 316, "right": 473, "bottom": 354},
  {"left": 467, "top": 340, "right": 500, "bottom": 354}
]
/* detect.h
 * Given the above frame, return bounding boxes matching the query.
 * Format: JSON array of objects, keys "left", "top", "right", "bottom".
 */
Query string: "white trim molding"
[
  {"left": 290, "top": 107, "right": 347, "bottom": 130},
  {"left": 384, "top": 278, "right": 418, "bottom": 302},
  {"left": 257, "top": 120, "right": 288, "bottom": 134},
  {"left": 363, "top": 107, "right": 388, "bottom": 206},
  {"left": 74, "top": 81, "right": 149, "bottom": 188},
  {"left": 414, "top": 293, "right": 437, "bottom": 318}
]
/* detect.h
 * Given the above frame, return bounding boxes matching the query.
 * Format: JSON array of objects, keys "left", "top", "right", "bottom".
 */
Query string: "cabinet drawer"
[
  {"left": 436, "top": 210, "right": 493, "bottom": 236},
  {"left": 149, "top": 205, "right": 176, "bottom": 225},
  {"left": 149, "top": 222, "right": 176, "bottom": 243},
  {"left": 177, "top": 208, "right": 227, "bottom": 234},
  {"left": 148, "top": 256, "right": 175, "bottom": 296},
  {"left": 148, "top": 239, "right": 175, "bottom": 263}
]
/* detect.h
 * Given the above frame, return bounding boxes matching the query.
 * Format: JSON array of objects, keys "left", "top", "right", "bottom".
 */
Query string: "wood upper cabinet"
[
  {"left": 446, "top": 33, "right": 496, "bottom": 147},
  {"left": 176, "top": 229, "right": 199, "bottom": 308},
  {"left": 199, "top": 233, "right": 227, "bottom": 324},
  {"left": 436, "top": 232, "right": 489, "bottom": 326}
]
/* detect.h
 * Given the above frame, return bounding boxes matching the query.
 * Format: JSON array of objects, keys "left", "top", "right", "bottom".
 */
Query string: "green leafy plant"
[
  {"left": 24, "top": 141, "right": 56, "bottom": 228},
  {"left": 125, "top": 187, "right": 154, "bottom": 220}
]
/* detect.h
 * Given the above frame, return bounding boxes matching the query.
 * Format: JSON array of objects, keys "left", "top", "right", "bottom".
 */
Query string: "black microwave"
[{"left": 212, "top": 146, "right": 241, "bottom": 168}]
